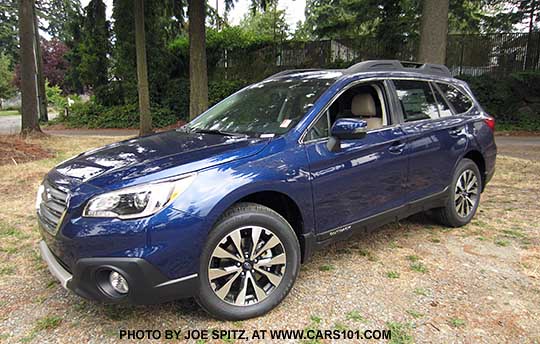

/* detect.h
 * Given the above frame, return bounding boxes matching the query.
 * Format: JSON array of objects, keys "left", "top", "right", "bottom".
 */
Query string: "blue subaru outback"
[{"left": 38, "top": 60, "right": 496, "bottom": 320}]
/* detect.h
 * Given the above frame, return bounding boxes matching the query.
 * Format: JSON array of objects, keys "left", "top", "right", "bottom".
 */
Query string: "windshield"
[{"left": 186, "top": 77, "right": 337, "bottom": 136}]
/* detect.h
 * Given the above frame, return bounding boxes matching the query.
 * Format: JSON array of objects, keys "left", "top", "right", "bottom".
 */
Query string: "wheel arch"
[
  {"left": 206, "top": 186, "right": 313, "bottom": 263},
  {"left": 462, "top": 150, "right": 487, "bottom": 191}
]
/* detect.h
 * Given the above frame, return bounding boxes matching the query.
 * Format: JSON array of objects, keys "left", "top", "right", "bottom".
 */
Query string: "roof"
[
  {"left": 266, "top": 60, "right": 452, "bottom": 81},
  {"left": 345, "top": 60, "right": 451, "bottom": 77}
]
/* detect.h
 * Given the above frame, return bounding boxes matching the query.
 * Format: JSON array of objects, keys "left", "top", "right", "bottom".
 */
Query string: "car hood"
[{"left": 52, "top": 130, "right": 269, "bottom": 189}]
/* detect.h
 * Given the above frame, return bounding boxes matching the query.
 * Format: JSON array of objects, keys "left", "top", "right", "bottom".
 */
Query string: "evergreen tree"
[
  {"left": 0, "top": 0, "right": 19, "bottom": 66},
  {"left": 79, "top": 0, "right": 109, "bottom": 91}
]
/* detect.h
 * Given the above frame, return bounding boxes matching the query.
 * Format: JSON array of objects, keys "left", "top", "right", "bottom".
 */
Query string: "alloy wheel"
[
  {"left": 208, "top": 226, "right": 287, "bottom": 306},
  {"left": 454, "top": 169, "right": 479, "bottom": 218}
]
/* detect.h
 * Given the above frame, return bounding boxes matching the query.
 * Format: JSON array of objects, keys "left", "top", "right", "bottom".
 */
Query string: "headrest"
[{"left": 351, "top": 93, "right": 377, "bottom": 117}]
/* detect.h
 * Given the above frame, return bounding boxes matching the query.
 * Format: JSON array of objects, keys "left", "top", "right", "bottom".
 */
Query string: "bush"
[
  {"left": 461, "top": 71, "right": 540, "bottom": 131},
  {"left": 45, "top": 81, "right": 67, "bottom": 109},
  {"left": 64, "top": 102, "right": 179, "bottom": 129}
]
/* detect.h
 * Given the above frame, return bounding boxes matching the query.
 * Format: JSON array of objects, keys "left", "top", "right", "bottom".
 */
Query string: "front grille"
[{"left": 38, "top": 180, "right": 69, "bottom": 235}]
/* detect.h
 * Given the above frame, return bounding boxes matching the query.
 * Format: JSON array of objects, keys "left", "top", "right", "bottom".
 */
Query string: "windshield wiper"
[{"left": 189, "top": 128, "right": 248, "bottom": 137}]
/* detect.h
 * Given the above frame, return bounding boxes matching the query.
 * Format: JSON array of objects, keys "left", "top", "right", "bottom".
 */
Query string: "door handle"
[
  {"left": 448, "top": 126, "right": 465, "bottom": 136},
  {"left": 388, "top": 142, "right": 406, "bottom": 154}
]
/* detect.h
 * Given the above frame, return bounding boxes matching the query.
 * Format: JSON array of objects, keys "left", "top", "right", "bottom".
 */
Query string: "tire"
[
  {"left": 434, "top": 158, "right": 482, "bottom": 227},
  {"left": 196, "top": 202, "right": 300, "bottom": 320}
]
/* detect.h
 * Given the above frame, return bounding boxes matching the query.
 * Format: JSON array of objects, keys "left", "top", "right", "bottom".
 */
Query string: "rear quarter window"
[{"left": 437, "top": 83, "right": 474, "bottom": 114}]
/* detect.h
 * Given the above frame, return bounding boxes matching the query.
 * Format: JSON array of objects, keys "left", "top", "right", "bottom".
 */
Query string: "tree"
[
  {"left": 36, "top": 0, "right": 83, "bottom": 42},
  {"left": 79, "top": 0, "right": 109, "bottom": 91},
  {"left": 18, "top": 0, "right": 42, "bottom": 136},
  {"left": 0, "top": 0, "right": 19, "bottom": 66},
  {"left": 240, "top": 5, "right": 290, "bottom": 41},
  {"left": 134, "top": 0, "right": 152, "bottom": 136},
  {"left": 41, "top": 39, "right": 69, "bottom": 88},
  {"left": 0, "top": 54, "right": 16, "bottom": 109},
  {"left": 188, "top": 0, "right": 208, "bottom": 119},
  {"left": 33, "top": 5, "right": 48, "bottom": 122},
  {"left": 418, "top": 0, "right": 450, "bottom": 64},
  {"left": 64, "top": 7, "right": 84, "bottom": 94}
]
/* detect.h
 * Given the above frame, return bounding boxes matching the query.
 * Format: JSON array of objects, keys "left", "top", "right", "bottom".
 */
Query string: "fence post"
[{"left": 459, "top": 35, "right": 465, "bottom": 75}]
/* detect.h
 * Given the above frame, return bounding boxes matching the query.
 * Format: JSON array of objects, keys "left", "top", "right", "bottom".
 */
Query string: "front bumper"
[{"left": 39, "top": 240, "right": 199, "bottom": 304}]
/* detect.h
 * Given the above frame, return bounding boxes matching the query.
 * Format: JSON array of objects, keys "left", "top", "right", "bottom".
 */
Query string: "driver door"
[{"left": 303, "top": 81, "right": 408, "bottom": 237}]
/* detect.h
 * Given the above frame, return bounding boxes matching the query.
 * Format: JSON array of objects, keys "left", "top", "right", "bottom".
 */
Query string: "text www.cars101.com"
[{"left": 119, "top": 328, "right": 392, "bottom": 341}]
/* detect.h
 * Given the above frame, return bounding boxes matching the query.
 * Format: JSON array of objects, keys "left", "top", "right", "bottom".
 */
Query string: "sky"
[{"left": 79, "top": 0, "right": 307, "bottom": 29}]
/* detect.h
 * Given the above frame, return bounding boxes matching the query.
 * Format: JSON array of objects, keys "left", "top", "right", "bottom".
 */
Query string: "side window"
[
  {"left": 393, "top": 80, "right": 439, "bottom": 122},
  {"left": 306, "top": 110, "right": 330, "bottom": 141},
  {"left": 437, "top": 83, "right": 473, "bottom": 114},
  {"left": 432, "top": 84, "right": 453, "bottom": 117}
]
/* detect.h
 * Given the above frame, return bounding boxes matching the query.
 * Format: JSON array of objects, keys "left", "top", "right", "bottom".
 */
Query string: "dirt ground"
[
  {"left": 0, "top": 135, "right": 539, "bottom": 343},
  {"left": 0, "top": 136, "right": 53, "bottom": 166}
]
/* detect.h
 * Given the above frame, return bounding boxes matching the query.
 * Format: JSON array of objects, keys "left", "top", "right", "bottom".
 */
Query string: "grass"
[
  {"left": 386, "top": 271, "right": 400, "bottom": 279},
  {"left": 0, "top": 109, "right": 19, "bottom": 116},
  {"left": 303, "top": 316, "right": 323, "bottom": 344},
  {"left": 34, "top": 315, "right": 62, "bottom": 331},
  {"left": 319, "top": 264, "right": 335, "bottom": 271},
  {"left": 346, "top": 310, "right": 365, "bottom": 322},
  {"left": 406, "top": 255, "right": 420, "bottom": 262},
  {"left": 495, "top": 239, "right": 510, "bottom": 247},
  {"left": 333, "top": 322, "right": 348, "bottom": 331},
  {"left": 410, "top": 262, "right": 428, "bottom": 273},
  {"left": 386, "top": 322, "right": 413, "bottom": 344},
  {"left": 0, "top": 136, "right": 539, "bottom": 341},
  {"left": 0, "top": 266, "right": 15, "bottom": 275},
  {"left": 406, "top": 309, "right": 424, "bottom": 319},
  {"left": 449, "top": 317, "right": 466, "bottom": 328},
  {"left": 413, "top": 288, "right": 429, "bottom": 296},
  {"left": 310, "top": 315, "right": 322, "bottom": 324}
]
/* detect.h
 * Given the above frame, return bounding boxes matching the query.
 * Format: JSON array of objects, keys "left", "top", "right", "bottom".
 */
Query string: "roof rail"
[
  {"left": 265, "top": 69, "right": 321, "bottom": 80},
  {"left": 345, "top": 60, "right": 451, "bottom": 77}
]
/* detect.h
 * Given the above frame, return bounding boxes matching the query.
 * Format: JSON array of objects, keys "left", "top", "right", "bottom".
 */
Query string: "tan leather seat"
[{"left": 351, "top": 93, "right": 383, "bottom": 130}]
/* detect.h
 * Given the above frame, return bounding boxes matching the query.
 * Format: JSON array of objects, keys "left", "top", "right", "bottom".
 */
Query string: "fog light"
[{"left": 109, "top": 271, "right": 129, "bottom": 294}]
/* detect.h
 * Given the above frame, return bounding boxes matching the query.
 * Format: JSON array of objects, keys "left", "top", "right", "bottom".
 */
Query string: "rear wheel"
[
  {"left": 196, "top": 202, "right": 300, "bottom": 320},
  {"left": 434, "top": 158, "right": 481, "bottom": 227}
]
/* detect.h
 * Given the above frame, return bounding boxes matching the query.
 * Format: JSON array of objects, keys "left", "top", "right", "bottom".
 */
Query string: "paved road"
[
  {"left": 495, "top": 135, "right": 540, "bottom": 161},
  {"left": 0, "top": 115, "right": 23, "bottom": 135},
  {"left": 0, "top": 113, "right": 60, "bottom": 135}
]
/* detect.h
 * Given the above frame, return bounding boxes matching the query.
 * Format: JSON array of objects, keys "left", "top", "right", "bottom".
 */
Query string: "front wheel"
[
  {"left": 434, "top": 158, "right": 482, "bottom": 227},
  {"left": 196, "top": 202, "right": 300, "bottom": 320}
]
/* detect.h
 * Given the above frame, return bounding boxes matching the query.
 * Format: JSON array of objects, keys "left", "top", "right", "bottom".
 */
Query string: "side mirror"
[{"left": 327, "top": 118, "right": 368, "bottom": 152}]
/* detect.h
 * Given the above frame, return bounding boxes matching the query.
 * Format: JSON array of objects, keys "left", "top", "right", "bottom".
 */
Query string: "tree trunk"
[
  {"left": 418, "top": 0, "right": 449, "bottom": 64},
  {"left": 188, "top": 0, "right": 208, "bottom": 120},
  {"left": 134, "top": 0, "right": 152, "bottom": 136},
  {"left": 33, "top": 4, "right": 48, "bottom": 122},
  {"left": 19, "top": 0, "right": 42, "bottom": 136}
]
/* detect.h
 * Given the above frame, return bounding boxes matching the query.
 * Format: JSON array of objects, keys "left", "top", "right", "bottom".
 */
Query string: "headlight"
[{"left": 83, "top": 174, "right": 196, "bottom": 219}]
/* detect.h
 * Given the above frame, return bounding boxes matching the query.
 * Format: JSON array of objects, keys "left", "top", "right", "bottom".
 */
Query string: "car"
[{"left": 37, "top": 60, "right": 497, "bottom": 320}]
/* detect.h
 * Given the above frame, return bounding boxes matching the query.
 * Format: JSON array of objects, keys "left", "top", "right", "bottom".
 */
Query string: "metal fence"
[{"left": 211, "top": 32, "right": 540, "bottom": 81}]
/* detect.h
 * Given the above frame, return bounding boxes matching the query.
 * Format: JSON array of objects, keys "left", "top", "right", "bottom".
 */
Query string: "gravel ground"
[{"left": 0, "top": 135, "right": 539, "bottom": 343}]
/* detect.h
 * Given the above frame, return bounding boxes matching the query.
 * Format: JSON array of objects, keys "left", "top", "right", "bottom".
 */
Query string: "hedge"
[
  {"left": 61, "top": 78, "right": 247, "bottom": 128},
  {"left": 60, "top": 72, "right": 540, "bottom": 131}
]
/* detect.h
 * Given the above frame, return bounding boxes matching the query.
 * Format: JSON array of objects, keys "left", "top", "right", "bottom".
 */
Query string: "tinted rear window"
[{"left": 437, "top": 83, "right": 473, "bottom": 114}]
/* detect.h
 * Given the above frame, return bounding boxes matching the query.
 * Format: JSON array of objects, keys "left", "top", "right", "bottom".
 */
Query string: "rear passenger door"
[{"left": 390, "top": 79, "right": 468, "bottom": 202}]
